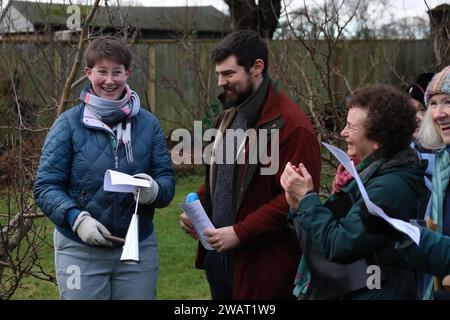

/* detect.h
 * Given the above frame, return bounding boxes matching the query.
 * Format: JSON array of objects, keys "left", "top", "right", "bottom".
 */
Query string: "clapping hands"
[{"left": 280, "top": 162, "right": 314, "bottom": 209}]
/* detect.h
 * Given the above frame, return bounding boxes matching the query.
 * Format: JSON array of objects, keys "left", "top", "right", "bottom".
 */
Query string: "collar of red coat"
[{"left": 255, "top": 80, "right": 282, "bottom": 129}]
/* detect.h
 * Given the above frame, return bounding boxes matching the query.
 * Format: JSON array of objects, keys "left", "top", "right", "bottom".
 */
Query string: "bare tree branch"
[{"left": 57, "top": 0, "right": 101, "bottom": 116}]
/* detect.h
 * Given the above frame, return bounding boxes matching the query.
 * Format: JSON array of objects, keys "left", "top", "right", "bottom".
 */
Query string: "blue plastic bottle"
[{"left": 186, "top": 192, "right": 199, "bottom": 203}]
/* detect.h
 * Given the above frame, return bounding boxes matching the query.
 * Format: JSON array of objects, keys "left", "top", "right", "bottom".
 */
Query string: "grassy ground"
[
  {"left": 7, "top": 156, "right": 336, "bottom": 300},
  {"left": 154, "top": 174, "right": 210, "bottom": 300},
  {"left": 9, "top": 174, "right": 210, "bottom": 300}
]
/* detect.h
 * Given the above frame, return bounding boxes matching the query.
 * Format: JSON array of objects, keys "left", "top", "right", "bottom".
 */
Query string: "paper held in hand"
[
  {"left": 180, "top": 200, "right": 215, "bottom": 250},
  {"left": 104, "top": 169, "right": 150, "bottom": 193},
  {"left": 103, "top": 170, "right": 143, "bottom": 263},
  {"left": 322, "top": 142, "right": 421, "bottom": 245}
]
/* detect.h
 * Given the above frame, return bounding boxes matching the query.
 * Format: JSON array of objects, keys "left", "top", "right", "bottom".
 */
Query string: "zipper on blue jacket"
[
  {"left": 110, "top": 134, "right": 119, "bottom": 237},
  {"left": 110, "top": 135, "right": 119, "bottom": 169}
]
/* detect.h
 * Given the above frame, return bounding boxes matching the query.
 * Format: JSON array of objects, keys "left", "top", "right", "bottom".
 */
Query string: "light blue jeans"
[{"left": 54, "top": 229, "right": 158, "bottom": 300}]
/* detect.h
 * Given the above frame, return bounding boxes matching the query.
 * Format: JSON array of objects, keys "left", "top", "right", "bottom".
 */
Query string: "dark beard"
[{"left": 222, "top": 81, "right": 255, "bottom": 108}]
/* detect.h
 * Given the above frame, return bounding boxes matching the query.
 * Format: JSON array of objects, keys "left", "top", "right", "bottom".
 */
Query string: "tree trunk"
[
  {"left": 224, "top": 0, "right": 282, "bottom": 39},
  {"left": 0, "top": 213, "right": 34, "bottom": 285},
  {"left": 428, "top": 5, "right": 450, "bottom": 69}
]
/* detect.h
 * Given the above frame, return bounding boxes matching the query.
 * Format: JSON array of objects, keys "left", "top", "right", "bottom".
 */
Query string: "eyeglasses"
[{"left": 92, "top": 69, "right": 127, "bottom": 79}]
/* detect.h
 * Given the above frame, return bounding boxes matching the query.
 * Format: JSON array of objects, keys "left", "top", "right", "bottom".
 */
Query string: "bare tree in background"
[
  {"left": 378, "top": 16, "right": 429, "bottom": 39},
  {"left": 224, "top": 0, "right": 282, "bottom": 38},
  {"left": 0, "top": 0, "right": 443, "bottom": 298},
  {"left": 0, "top": 40, "right": 56, "bottom": 300},
  {"left": 0, "top": 0, "right": 140, "bottom": 299},
  {"left": 270, "top": 0, "right": 362, "bottom": 191},
  {"left": 427, "top": 2, "right": 450, "bottom": 69},
  {"left": 269, "top": 0, "right": 443, "bottom": 194},
  {"left": 57, "top": 0, "right": 102, "bottom": 116},
  {"left": 0, "top": 2, "right": 66, "bottom": 297}
]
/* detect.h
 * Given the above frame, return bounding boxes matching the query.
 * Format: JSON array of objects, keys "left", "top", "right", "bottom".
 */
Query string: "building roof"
[{"left": 1, "top": 0, "right": 231, "bottom": 35}]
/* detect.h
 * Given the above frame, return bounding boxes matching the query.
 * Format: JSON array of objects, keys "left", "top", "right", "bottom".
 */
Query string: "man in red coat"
[{"left": 180, "top": 30, "right": 321, "bottom": 299}]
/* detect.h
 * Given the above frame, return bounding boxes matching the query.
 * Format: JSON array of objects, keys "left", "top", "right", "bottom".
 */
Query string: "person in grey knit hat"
[
  {"left": 416, "top": 65, "right": 450, "bottom": 299},
  {"left": 419, "top": 66, "right": 450, "bottom": 149}
]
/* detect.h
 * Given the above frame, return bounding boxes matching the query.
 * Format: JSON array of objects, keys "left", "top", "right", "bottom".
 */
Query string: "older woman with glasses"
[{"left": 282, "top": 84, "right": 426, "bottom": 299}]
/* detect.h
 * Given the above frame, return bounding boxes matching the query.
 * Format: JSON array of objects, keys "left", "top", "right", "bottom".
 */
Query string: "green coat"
[
  {"left": 407, "top": 228, "right": 450, "bottom": 278},
  {"left": 297, "top": 149, "right": 426, "bottom": 299}
]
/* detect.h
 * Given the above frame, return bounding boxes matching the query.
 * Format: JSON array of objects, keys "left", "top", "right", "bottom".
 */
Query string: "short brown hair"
[
  {"left": 85, "top": 36, "right": 132, "bottom": 69},
  {"left": 348, "top": 84, "right": 416, "bottom": 158}
]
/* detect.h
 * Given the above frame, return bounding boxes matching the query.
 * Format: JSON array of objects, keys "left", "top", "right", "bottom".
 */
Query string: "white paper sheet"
[
  {"left": 120, "top": 213, "right": 140, "bottom": 264},
  {"left": 120, "top": 189, "right": 140, "bottom": 264},
  {"left": 322, "top": 142, "right": 421, "bottom": 245},
  {"left": 180, "top": 200, "right": 215, "bottom": 250},
  {"left": 104, "top": 169, "right": 150, "bottom": 193}
]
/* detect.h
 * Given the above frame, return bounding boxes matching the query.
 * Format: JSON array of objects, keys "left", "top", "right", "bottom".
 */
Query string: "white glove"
[
  {"left": 72, "top": 211, "right": 113, "bottom": 246},
  {"left": 133, "top": 173, "right": 159, "bottom": 205}
]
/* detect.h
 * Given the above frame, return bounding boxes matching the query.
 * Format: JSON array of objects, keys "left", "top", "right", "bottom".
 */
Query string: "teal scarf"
[{"left": 424, "top": 147, "right": 450, "bottom": 299}]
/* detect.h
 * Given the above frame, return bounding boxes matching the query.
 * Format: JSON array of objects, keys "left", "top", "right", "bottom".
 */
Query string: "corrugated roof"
[{"left": 8, "top": 0, "right": 231, "bottom": 33}]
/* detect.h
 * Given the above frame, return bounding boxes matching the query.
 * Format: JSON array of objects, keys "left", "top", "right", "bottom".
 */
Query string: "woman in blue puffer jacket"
[{"left": 34, "top": 36, "right": 175, "bottom": 300}]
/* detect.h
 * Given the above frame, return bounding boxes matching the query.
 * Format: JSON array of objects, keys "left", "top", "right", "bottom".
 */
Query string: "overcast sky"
[
  {"left": 134, "top": 0, "right": 448, "bottom": 19},
  {"left": 5, "top": 0, "right": 449, "bottom": 20}
]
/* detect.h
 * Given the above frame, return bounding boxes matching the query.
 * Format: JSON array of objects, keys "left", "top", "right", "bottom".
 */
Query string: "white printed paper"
[
  {"left": 104, "top": 169, "right": 150, "bottom": 193},
  {"left": 322, "top": 142, "right": 421, "bottom": 245},
  {"left": 180, "top": 200, "right": 215, "bottom": 250}
]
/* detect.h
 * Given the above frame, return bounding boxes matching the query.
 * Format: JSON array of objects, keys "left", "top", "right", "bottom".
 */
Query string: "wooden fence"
[{"left": 0, "top": 38, "right": 438, "bottom": 135}]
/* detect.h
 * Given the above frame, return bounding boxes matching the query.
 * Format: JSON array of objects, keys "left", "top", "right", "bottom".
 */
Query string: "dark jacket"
[
  {"left": 195, "top": 80, "right": 322, "bottom": 299},
  {"left": 406, "top": 225, "right": 450, "bottom": 299},
  {"left": 296, "top": 148, "right": 426, "bottom": 299},
  {"left": 34, "top": 104, "right": 175, "bottom": 243},
  {"left": 407, "top": 227, "right": 450, "bottom": 278}
]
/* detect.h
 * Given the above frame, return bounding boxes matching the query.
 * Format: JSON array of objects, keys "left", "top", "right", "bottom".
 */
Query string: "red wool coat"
[{"left": 196, "top": 83, "right": 321, "bottom": 299}]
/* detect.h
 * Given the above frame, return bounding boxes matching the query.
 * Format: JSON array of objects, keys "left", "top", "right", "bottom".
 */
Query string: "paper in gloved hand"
[
  {"left": 322, "top": 142, "right": 421, "bottom": 245},
  {"left": 104, "top": 169, "right": 150, "bottom": 193}
]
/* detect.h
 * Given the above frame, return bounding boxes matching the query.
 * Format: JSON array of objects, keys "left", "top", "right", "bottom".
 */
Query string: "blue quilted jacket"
[{"left": 34, "top": 103, "right": 175, "bottom": 244}]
